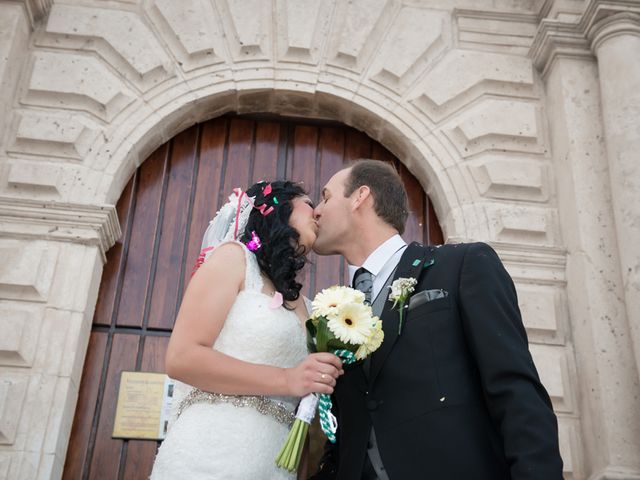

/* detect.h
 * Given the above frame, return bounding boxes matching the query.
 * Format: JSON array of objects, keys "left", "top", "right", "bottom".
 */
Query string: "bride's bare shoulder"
[{"left": 196, "top": 242, "right": 246, "bottom": 280}]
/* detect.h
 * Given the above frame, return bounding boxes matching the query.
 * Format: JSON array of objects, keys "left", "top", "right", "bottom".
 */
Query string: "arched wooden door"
[{"left": 63, "top": 115, "right": 443, "bottom": 479}]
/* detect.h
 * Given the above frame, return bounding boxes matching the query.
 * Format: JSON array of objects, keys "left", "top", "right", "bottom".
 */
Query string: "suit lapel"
[{"left": 368, "top": 242, "right": 433, "bottom": 386}]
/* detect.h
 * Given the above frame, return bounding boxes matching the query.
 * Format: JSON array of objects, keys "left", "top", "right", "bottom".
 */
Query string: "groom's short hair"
[{"left": 344, "top": 159, "right": 409, "bottom": 234}]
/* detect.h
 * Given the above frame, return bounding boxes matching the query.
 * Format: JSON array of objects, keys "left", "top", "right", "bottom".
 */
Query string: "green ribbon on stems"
[{"left": 317, "top": 349, "right": 355, "bottom": 443}]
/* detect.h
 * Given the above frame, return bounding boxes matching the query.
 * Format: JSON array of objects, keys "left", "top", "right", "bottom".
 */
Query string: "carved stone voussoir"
[{"left": 0, "top": 198, "right": 121, "bottom": 262}]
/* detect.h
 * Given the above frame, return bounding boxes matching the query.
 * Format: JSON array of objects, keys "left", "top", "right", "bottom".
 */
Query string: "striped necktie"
[{"left": 353, "top": 267, "right": 374, "bottom": 305}]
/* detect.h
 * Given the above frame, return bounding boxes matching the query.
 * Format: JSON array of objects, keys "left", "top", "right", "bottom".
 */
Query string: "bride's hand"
[{"left": 284, "top": 353, "right": 344, "bottom": 396}]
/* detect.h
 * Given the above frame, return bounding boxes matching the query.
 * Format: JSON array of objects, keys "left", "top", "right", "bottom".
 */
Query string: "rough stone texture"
[
  {"left": 589, "top": 13, "right": 640, "bottom": 414},
  {"left": 0, "top": 0, "right": 638, "bottom": 478},
  {"left": 532, "top": 2, "right": 640, "bottom": 476}
]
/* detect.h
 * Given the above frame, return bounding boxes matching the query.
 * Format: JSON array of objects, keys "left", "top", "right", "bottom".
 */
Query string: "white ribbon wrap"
[{"left": 295, "top": 393, "right": 320, "bottom": 424}]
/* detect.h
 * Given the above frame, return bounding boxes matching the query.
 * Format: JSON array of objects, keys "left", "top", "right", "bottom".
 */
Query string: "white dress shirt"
[{"left": 348, "top": 234, "right": 407, "bottom": 300}]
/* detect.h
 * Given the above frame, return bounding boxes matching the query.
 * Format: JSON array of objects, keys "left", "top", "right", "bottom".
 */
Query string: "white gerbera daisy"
[
  {"left": 311, "top": 286, "right": 365, "bottom": 320},
  {"left": 355, "top": 318, "right": 384, "bottom": 360},
  {"left": 327, "top": 302, "right": 373, "bottom": 345}
]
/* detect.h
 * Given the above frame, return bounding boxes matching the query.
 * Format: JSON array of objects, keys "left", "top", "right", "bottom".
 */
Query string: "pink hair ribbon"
[
  {"left": 191, "top": 246, "right": 215, "bottom": 277},
  {"left": 232, "top": 187, "right": 246, "bottom": 240}
]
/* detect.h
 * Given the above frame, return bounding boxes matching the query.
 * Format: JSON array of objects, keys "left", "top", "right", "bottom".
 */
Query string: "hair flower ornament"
[{"left": 246, "top": 231, "right": 262, "bottom": 252}]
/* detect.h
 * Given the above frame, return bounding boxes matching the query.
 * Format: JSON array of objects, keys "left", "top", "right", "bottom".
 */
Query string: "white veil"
[{"left": 192, "top": 188, "right": 255, "bottom": 272}]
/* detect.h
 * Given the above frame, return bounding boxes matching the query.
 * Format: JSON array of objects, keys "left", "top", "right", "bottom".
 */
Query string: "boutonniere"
[{"left": 388, "top": 277, "right": 418, "bottom": 335}]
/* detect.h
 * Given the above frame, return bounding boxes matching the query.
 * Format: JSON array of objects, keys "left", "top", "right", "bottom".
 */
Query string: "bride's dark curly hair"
[{"left": 240, "top": 180, "right": 308, "bottom": 306}]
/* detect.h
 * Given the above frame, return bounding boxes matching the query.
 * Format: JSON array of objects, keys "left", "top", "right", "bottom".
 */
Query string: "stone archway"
[{"left": 7, "top": 1, "right": 640, "bottom": 479}]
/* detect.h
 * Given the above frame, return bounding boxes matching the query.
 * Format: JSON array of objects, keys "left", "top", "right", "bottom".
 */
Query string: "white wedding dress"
[{"left": 151, "top": 244, "right": 308, "bottom": 479}]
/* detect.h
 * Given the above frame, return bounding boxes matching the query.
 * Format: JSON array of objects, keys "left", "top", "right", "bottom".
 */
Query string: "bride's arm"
[{"left": 165, "top": 243, "right": 342, "bottom": 397}]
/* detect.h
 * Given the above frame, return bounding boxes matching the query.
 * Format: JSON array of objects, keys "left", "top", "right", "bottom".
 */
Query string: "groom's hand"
[{"left": 284, "top": 353, "right": 343, "bottom": 396}]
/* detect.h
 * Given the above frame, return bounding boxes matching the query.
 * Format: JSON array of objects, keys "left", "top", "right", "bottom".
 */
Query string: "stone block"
[
  {"left": 276, "top": 0, "right": 332, "bottom": 64},
  {"left": 36, "top": 452, "right": 63, "bottom": 480},
  {"left": 46, "top": 244, "right": 102, "bottom": 313},
  {"left": 0, "top": 452, "right": 11, "bottom": 479},
  {"left": 469, "top": 154, "right": 549, "bottom": 202},
  {"left": 515, "top": 284, "right": 564, "bottom": 342},
  {"left": 489, "top": 206, "right": 557, "bottom": 245},
  {"left": 217, "top": 0, "right": 272, "bottom": 60},
  {"left": 0, "top": 373, "right": 28, "bottom": 445},
  {"left": 43, "top": 377, "right": 78, "bottom": 462},
  {"left": 446, "top": 99, "right": 545, "bottom": 157},
  {"left": 530, "top": 343, "right": 574, "bottom": 412},
  {"left": 147, "top": 0, "right": 225, "bottom": 71},
  {"left": 43, "top": 4, "right": 173, "bottom": 88},
  {"left": 558, "top": 418, "right": 583, "bottom": 479},
  {"left": 368, "top": 7, "right": 450, "bottom": 93},
  {"left": 21, "top": 374, "right": 57, "bottom": 453},
  {"left": 0, "top": 302, "right": 43, "bottom": 368},
  {"left": 32, "top": 309, "right": 71, "bottom": 376},
  {"left": 326, "top": 0, "right": 390, "bottom": 71},
  {"left": 411, "top": 49, "right": 535, "bottom": 120},
  {"left": 59, "top": 312, "right": 92, "bottom": 388},
  {"left": 455, "top": 10, "right": 537, "bottom": 56},
  {"left": 8, "top": 110, "right": 98, "bottom": 161},
  {"left": 0, "top": 4, "right": 29, "bottom": 144},
  {"left": 500, "top": 251, "right": 566, "bottom": 288},
  {"left": 6, "top": 162, "right": 63, "bottom": 197},
  {"left": 23, "top": 51, "right": 135, "bottom": 122},
  {"left": 0, "top": 240, "right": 58, "bottom": 303},
  {"left": 15, "top": 451, "right": 38, "bottom": 480}
]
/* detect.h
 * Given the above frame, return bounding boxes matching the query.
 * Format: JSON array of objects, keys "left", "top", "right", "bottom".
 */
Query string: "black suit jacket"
[{"left": 311, "top": 242, "right": 563, "bottom": 480}]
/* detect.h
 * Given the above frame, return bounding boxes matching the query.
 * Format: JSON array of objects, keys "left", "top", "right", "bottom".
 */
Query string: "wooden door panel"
[
  {"left": 252, "top": 121, "right": 281, "bottom": 184},
  {"left": 65, "top": 114, "right": 443, "bottom": 479},
  {"left": 63, "top": 332, "right": 108, "bottom": 480},
  {"left": 148, "top": 126, "right": 198, "bottom": 330},
  {"left": 183, "top": 118, "right": 227, "bottom": 291},
  {"left": 117, "top": 146, "right": 168, "bottom": 328},
  {"left": 223, "top": 117, "right": 254, "bottom": 195},
  {"left": 313, "top": 126, "right": 345, "bottom": 292},
  {"left": 89, "top": 334, "right": 140, "bottom": 478},
  {"left": 344, "top": 129, "right": 372, "bottom": 160},
  {"left": 93, "top": 180, "right": 135, "bottom": 328}
]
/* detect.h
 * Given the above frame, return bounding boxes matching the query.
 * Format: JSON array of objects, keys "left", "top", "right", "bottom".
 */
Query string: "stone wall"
[{"left": 0, "top": 0, "right": 638, "bottom": 478}]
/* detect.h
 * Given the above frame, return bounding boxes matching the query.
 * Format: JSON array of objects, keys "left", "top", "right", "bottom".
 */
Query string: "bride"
[{"left": 150, "top": 181, "right": 343, "bottom": 479}]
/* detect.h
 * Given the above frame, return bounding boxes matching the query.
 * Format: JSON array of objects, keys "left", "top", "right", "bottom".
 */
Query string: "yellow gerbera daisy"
[
  {"left": 355, "top": 318, "right": 384, "bottom": 360},
  {"left": 327, "top": 302, "right": 373, "bottom": 345},
  {"left": 311, "top": 286, "right": 365, "bottom": 320}
]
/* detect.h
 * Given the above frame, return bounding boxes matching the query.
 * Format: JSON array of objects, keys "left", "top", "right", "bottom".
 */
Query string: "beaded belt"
[{"left": 176, "top": 388, "right": 295, "bottom": 427}]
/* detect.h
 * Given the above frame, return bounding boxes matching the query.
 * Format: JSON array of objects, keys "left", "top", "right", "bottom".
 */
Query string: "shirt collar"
[{"left": 348, "top": 234, "right": 407, "bottom": 285}]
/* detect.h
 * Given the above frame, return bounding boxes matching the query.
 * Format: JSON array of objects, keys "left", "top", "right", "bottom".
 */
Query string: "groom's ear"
[{"left": 351, "top": 185, "right": 372, "bottom": 210}]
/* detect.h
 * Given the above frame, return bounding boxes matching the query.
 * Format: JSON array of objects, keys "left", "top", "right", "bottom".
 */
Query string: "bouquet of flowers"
[{"left": 275, "top": 286, "right": 384, "bottom": 472}]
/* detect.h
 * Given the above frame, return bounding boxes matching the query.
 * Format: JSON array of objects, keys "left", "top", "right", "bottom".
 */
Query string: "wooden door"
[{"left": 63, "top": 115, "right": 443, "bottom": 479}]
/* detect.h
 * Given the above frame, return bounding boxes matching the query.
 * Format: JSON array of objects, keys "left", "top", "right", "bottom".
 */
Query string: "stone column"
[
  {"left": 531, "top": 10, "right": 640, "bottom": 478},
  {"left": 589, "top": 12, "right": 640, "bottom": 385}
]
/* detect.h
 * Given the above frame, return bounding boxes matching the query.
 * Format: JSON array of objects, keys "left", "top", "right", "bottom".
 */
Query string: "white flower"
[
  {"left": 388, "top": 277, "right": 418, "bottom": 335},
  {"left": 327, "top": 302, "right": 373, "bottom": 345},
  {"left": 311, "top": 286, "right": 364, "bottom": 320},
  {"left": 355, "top": 318, "right": 384, "bottom": 360},
  {"left": 388, "top": 277, "right": 418, "bottom": 305}
]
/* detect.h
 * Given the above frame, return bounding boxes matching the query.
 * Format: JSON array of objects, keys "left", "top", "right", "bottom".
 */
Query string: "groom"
[{"left": 310, "top": 160, "right": 563, "bottom": 479}]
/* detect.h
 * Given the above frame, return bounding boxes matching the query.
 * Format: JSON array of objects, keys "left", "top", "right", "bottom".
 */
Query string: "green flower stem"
[
  {"left": 275, "top": 418, "right": 310, "bottom": 472},
  {"left": 398, "top": 300, "right": 405, "bottom": 335}
]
